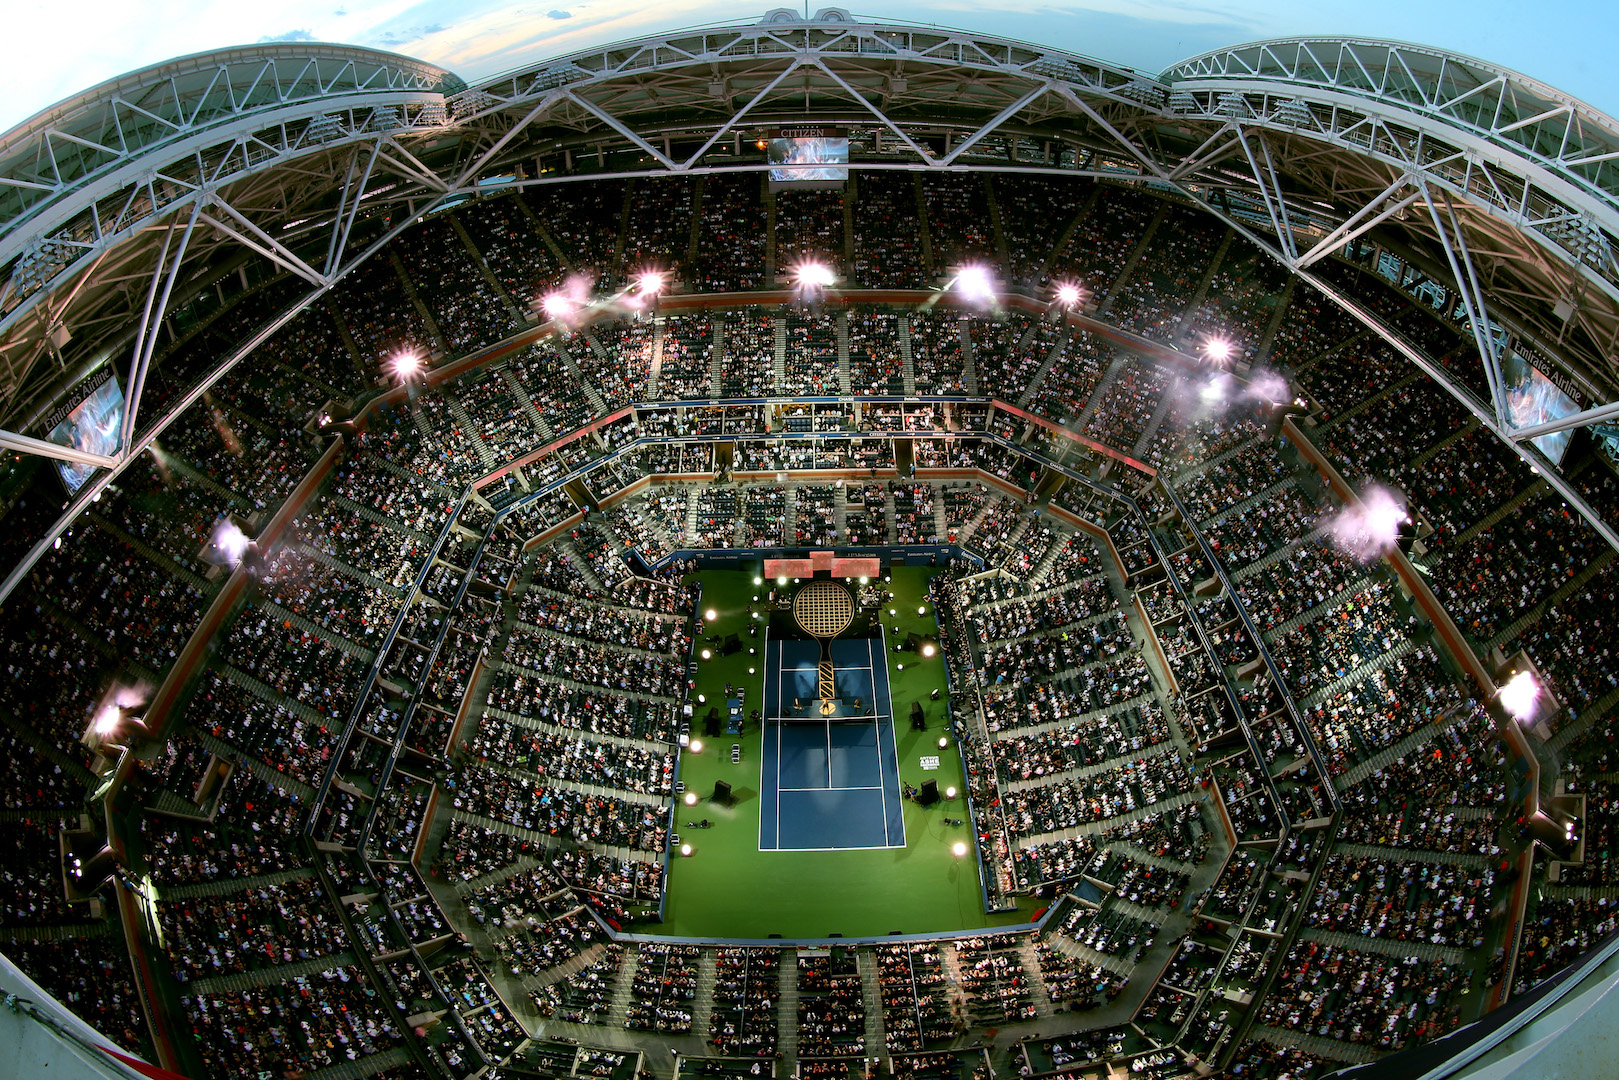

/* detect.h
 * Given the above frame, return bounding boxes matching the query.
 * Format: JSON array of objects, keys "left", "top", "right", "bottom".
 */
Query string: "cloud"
[
  {"left": 374, "top": 22, "right": 446, "bottom": 46},
  {"left": 548, "top": 9, "right": 572, "bottom": 18},
  {"left": 259, "top": 28, "right": 317, "bottom": 41}
]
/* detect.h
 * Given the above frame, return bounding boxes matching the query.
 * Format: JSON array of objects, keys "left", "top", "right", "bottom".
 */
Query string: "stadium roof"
[{"left": 1, "top": 9, "right": 1617, "bottom": 544}]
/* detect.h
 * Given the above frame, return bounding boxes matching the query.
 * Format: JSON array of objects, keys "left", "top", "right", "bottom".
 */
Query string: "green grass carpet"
[{"left": 649, "top": 565, "right": 1038, "bottom": 939}]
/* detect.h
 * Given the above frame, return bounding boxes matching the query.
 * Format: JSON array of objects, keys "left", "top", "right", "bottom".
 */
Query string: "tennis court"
[{"left": 758, "top": 634, "right": 905, "bottom": 851}]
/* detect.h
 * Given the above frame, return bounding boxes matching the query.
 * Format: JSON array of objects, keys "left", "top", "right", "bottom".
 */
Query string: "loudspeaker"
[
  {"left": 905, "top": 632, "right": 924, "bottom": 652},
  {"left": 918, "top": 779, "right": 939, "bottom": 806},
  {"left": 910, "top": 701, "right": 926, "bottom": 730},
  {"left": 722, "top": 634, "right": 742, "bottom": 655},
  {"left": 712, "top": 780, "right": 733, "bottom": 804}
]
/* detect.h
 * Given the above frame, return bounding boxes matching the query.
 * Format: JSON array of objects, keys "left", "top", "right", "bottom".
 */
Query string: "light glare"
[
  {"left": 1501, "top": 670, "right": 1540, "bottom": 720},
  {"left": 1325, "top": 485, "right": 1409, "bottom": 562},
  {"left": 795, "top": 262, "right": 836, "bottom": 288},
  {"left": 954, "top": 265, "right": 995, "bottom": 302}
]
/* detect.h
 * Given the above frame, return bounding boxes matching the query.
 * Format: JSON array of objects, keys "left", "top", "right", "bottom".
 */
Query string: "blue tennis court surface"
[
  {"left": 759, "top": 632, "right": 905, "bottom": 851},
  {"left": 767, "top": 639, "right": 878, "bottom": 713}
]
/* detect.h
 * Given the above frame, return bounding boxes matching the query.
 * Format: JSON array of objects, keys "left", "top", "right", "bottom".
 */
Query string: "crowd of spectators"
[
  {"left": 4, "top": 162, "right": 1612, "bottom": 1080},
  {"left": 796, "top": 951, "right": 865, "bottom": 1057}
]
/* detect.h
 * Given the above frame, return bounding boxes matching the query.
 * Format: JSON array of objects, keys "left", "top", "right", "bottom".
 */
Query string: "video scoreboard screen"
[
  {"left": 1503, "top": 340, "right": 1580, "bottom": 466},
  {"left": 45, "top": 371, "right": 124, "bottom": 493},
  {"left": 768, "top": 127, "right": 848, "bottom": 187}
]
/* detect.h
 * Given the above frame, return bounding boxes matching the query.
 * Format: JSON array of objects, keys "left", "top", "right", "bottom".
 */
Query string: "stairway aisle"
[
  {"left": 777, "top": 950, "right": 801, "bottom": 1064},
  {"left": 856, "top": 949, "right": 886, "bottom": 1063},
  {"left": 898, "top": 316, "right": 918, "bottom": 395},
  {"left": 690, "top": 948, "right": 719, "bottom": 1045}
]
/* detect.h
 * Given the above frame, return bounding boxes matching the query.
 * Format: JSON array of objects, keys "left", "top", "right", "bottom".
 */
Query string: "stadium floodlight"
[
  {"left": 753, "top": 576, "right": 763, "bottom": 585},
  {"left": 778, "top": 576, "right": 788, "bottom": 586},
  {"left": 1203, "top": 338, "right": 1234, "bottom": 364},
  {"left": 684, "top": 792, "right": 698, "bottom": 806},
  {"left": 1501, "top": 670, "right": 1541, "bottom": 720},
  {"left": 391, "top": 352, "right": 423, "bottom": 380},
  {"left": 794, "top": 261, "right": 836, "bottom": 289},
  {"left": 636, "top": 269, "right": 666, "bottom": 295},
  {"left": 946, "top": 786, "right": 958, "bottom": 799},
  {"left": 700, "top": 649, "right": 712, "bottom": 660},
  {"left": 952, "top": 842, "right": 968, "bottom": 857},
  {"left": 1326, "top": 485, "right": 1409, "bottom": 561},
  {"left": 705, "top": 608, "right": 717, "bottom": 621},
  {"left": 1055, "top": 283, "right": 1083, "bottom": 306},
  {"left": 210, "top": 518, "right": 253, "bottom": 569},
  {"left": 680, "top": 843, "right": 693, "bottom": 857},
  {"left": 92, "top": 701, "right": 123, "bottom": 737},
  {"left": 954, "top": 265, "right": 996, "bottom": 303},
  {"left": 542, "top": 292, "right": 577, "bottom": 319},
  {"left": 917, "top": 605, "right": 926, "bottom": 615},
  {"left": 86, "top": 682, "right": 151, "bottom": 750},
  {"left": 690, "top": 740, "right": 703, "bottom": 753},
  {"left": 938, "top": 736, "right": 949, "bottom": 749},
  {"left": 921, "top": 643, "right": 936, "bottom": 658}
]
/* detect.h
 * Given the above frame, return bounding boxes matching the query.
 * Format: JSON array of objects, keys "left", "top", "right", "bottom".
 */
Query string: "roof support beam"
[
  {"left": 1505, "top": 398, "right": 1619, "bottom": 441},
  {"left": 1051, "top": 85, "right": 1170, "bottom": 183},
  {"left": 376, "top": 138, "right": 452, "bottom": 192},
  {"left": 200, "top": 200, "right": 330, "bottom": 288},
  {"left": 1234, "top": 127, "right": 1298, "bottom": 262},
  {"left": 1423, "top": 184, "right": 1511, "bottom": 428},
  {"left": 1166, "top": 123, "right": 1244, "bottom": 181},
  {"left": 563, "top": 91, "right": 678, "bottom": 170},
  {"left": 678, "top": 61, "right": 806, "bottom": 170},
  {"left": 1295, "top": 176, "right": 1420, "bottom": 268},
  {"left": 805, "top": 60, "right": 935, "bottom": 165},
  {"left": 329, "top": 138, "right": 384, "bottom": 278},
  {"left": 453, "top": 89, "right": 569, "bottom": 187},
  {"left": 0, "top": 427, "right": 119, "bottom": 470},
  {"left": 121, "top": 201, "right": 200, "bottom": 456},
  {"left": 939, "top": 82, "right": 1051, "bottom": 166},
  {"left": 1258, "top": 134, "right": 1299, "bottom": 263},
  {"left": 324, "top": 146, "right": 364, "bottom": 278}
]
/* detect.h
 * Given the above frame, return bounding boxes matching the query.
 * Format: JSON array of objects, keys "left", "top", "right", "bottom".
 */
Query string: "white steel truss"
[{"left": 4, "top": 13, "right": 1619, "bottom": 581}]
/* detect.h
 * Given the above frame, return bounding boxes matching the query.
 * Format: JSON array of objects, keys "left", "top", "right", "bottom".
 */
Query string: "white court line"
[
  {"left": 767, "top": 632, "right": 899, "bottom": 849},
  {"left": 873, "top": 628, "right": 896, "bottom": 847},
  {"left": 762, "top": 842, "right": 907, "bottom": 852},
  {"left": 759, "top": 627, "right": 781, "bottom": 853}
]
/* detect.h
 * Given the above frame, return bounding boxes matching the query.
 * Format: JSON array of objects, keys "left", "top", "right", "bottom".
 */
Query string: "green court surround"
[{"left": 648, "top": 565, "right": 1040, "bottom": 939}]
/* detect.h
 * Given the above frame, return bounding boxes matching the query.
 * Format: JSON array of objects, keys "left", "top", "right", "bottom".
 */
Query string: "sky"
[{"left": 2, "top": 0, "right": 1616, "bottom": 134}]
